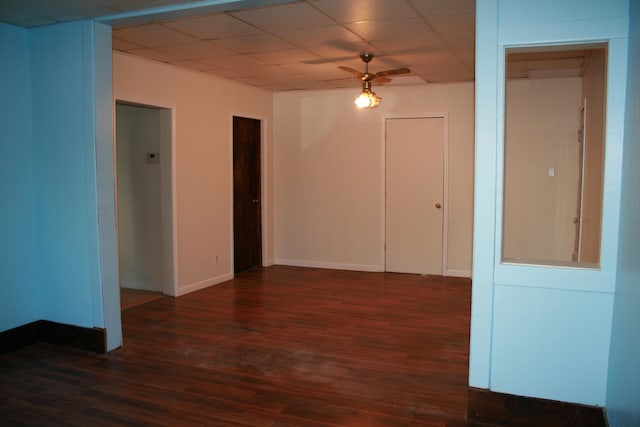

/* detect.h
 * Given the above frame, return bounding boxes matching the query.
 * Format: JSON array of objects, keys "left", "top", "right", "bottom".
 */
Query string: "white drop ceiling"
[
  {"left": 0, "top": 0, "right": 476, "bottom": 91},
  {"left": 507, "top": 48, "right": 599, "bottom": 79}
]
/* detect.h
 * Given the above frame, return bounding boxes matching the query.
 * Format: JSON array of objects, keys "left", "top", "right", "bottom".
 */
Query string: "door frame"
[
  {"left": 114, "top": 98, "right": 178, "bottom": 297},
  {"left": 381, "top": 113, "right": 450, "bottom": 275},
  {"left": 229, "top": 113, "right": 269, "bottom": 275}
]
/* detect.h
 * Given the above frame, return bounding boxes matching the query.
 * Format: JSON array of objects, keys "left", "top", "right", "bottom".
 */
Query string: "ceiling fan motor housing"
[{"left": 360, "top": 52, "right": 375, "bottom": 63}]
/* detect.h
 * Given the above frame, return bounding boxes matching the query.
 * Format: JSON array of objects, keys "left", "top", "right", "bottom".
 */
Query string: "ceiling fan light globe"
[
  {"left": 355, "top": 91, "right": 373, "bottom": 108},
  {"left": 370, "top": 91, "right": 382, "bottom": 107},
  {"left": 355, "top": 90, "right": 382, "bottom": 108}
]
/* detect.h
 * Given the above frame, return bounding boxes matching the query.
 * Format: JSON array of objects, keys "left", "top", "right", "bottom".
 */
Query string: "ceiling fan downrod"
[{"left": 361, "top": 53, "right": 374, "bottom": 80}]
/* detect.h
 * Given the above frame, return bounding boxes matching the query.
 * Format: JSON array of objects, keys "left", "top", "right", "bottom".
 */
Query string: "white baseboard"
[
  {"left": 274, "top": 259, "right": 471, "bottom": 277},
  {"left": 444, "top": 269, "right": 472, "bottom": 278},
  {"left": 175, "top": 272, "right": 234, "bottom": 297},
  {"left": 275, "top": 258, "right": 383, "bottom": 272},
  {"left": 264, "top": 258, "right": 276, "bottom": 267}
]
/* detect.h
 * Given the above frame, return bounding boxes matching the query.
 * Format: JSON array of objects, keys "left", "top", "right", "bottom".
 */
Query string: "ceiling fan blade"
[
  {"left": 371, "top": 76, "right": 392, "bottom": 84},
  {"left": 324, "top": 76, "right": 359, "bottom": 83},
  {"left": 374, "top": 67, "right": 411, "bottom": 78},
  {"left": 339, "top": 66, "right": 365, "bottom": 78}
]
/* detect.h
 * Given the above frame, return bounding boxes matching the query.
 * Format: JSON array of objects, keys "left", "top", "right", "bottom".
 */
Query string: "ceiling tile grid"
[{"left": 1, "top": 0, "right": 477, "bottom": 91}]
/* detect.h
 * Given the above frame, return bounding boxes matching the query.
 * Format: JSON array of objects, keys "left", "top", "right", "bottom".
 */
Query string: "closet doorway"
[{"left": 115, "top": 102, "right": 175, "bottom": 306}]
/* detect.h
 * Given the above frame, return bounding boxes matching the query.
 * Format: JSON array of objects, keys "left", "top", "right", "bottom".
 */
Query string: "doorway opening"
[
  {"left": 115, "top": 101, "right": 175, "bottom": 309},
  {"left": 233, "top": 116, "right": 263, "bottom": 273},
  {"left": 384, "top": 116, "right": 447, "bottom": 275}
]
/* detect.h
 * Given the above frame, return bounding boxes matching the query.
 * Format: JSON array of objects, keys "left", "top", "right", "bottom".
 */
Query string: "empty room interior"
[{"left": 0, "top": 0, "right": 639, "bottom": 426}]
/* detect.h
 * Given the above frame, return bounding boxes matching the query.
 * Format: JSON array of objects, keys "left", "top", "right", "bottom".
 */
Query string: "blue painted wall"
[
  {"left": 94, "top": 22, "right": 122, "bottom": 351},
  {"left": 30, "top": 21, "right": 104, "bottom": 328},
  {"left": 606, "top": 1, "right": 640, "bottom": 425},
  {"left": 472, "top": 0, "right": 629, "bottom": 405},
  {"left": 0, "top": 20, "right": 121, "bottom": 349},
  {"left": 0, "top": 23, "right": 40, "bottom": 331},
  {"left": 0, "top": 20, "right": 104, "bottom": 332}
]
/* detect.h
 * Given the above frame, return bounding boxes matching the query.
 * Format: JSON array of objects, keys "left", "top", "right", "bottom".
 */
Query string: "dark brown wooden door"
[{"left": 233, "top": 116, "right": 262, "bottom": 273}]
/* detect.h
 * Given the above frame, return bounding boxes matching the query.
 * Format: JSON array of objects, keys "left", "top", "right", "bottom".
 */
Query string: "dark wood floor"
[
  {"left": 0, "top": 266, "right": 603, "bottom": 426},
  {"left": 1, "top": 267, "right": 471, "bottom": 426},
  {"left": 120, "top": 287, "right": 164, "bottom": 310}
]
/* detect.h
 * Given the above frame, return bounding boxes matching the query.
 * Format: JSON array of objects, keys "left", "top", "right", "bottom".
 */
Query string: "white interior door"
[{"left": 385, "top": 117, "right": 444, "bottom": 275}]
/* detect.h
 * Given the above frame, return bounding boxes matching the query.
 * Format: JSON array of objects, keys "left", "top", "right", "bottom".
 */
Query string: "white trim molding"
[
  {"left": 175, "top": 273, "right": 234, "bottom": 297},
  {"left": 275, "top": 259, "right": 383, "bottom": 273}
]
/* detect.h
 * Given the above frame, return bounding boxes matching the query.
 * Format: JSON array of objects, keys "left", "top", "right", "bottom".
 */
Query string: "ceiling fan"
[
  {"left": 339, "top": 52, "right": 411, "bottom": 84},
  {"left": 340, "top": 53, "right": 411, "bottom": 108}
]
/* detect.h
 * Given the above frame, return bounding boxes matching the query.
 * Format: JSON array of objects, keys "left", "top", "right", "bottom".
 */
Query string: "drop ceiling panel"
[
  {"left": 385, "top": 52, "right": 448, "bottom": 67},
  {"left": 275, "top": 25, "right": 363, "bottom": 48},
  {"left": 279, "top": 62, "right": 354, "bottom": 80},
  {"left": 212, "top": 33, "right": 294, "bottom": 54},
  {"left": 167, "top": 59, "right": 214, "bottom": 71},
  {"left": 414, "top": 47, "right": 469, "bottom": 65},
  {"left": 507, "top": 49, "right": 591, "bottom": 77},
  {"left": 345, "top": 17, "right": 439, "bottom": 43},
  {"left": 384, "top": 75, "right": 428, "bottom": 86},
  {"left": 199, "top": 54, "right": 267, "bottom": 71},
  {"left": 126, "top": 47, "right": 182, "bottom": 62},
  {"left": 230, "top": 2, "right": 335, "bottom": 32},
  {"left": 527, "top": 58, "right": 585, "bottom": 71},
  {"left": 232, "top": 75, "right": 274, "bottom": 86},
  {"left": 409, "top": 0, "right": 475, "bottom": 16},
  {"left": 272, "top": 73, "right": 323, "bottom": 88},
  {"left": 248, "top": 48, "right": 322, "bottom": 65},
  {"left": 162, "top": 13, "right": 262, "bottom": 39},
  {"left": 243, "top": 64, "right": 298, "bottom": 79},
  {"left": 412, "top": 63, "right": 474, "bottom": 82},
  {"left": 200, "top": 65, "right": 256, "bottom": 79},
  {"left": 0, "top": 0, "right": 476, "bottom": 91},
  {"left": 369, "top": 35, "right": 443, "bottom": 55},
  {"left": 305, "top": 41, "right": 380, "bottom": 61},
  {"left": 113, "top": 24, "right": 198, "bottom": 47},
  {"left": 427, "top": 12, "right": 475, "bottom": 37},
  {"left": 112, "top": 37, "right": 143, "bottom": 51},
  {"left": 156, "top": 41, "right": 236, "bottom": 60},
  {"left": 310, "top": 0, "right": 417, "bottom": 24}
]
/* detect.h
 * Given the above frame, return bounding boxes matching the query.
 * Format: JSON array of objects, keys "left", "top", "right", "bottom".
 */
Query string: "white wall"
[
  {"left": 113, "top": 52, "right": 274, "bottom": 296},
  {"left": 116, "top": 104, "right": 164, "bottom": 292},
  {"left": 503, "top": 77, "right": 582, "bottom": 262},
  {"left": 274, "top": 83, "right": 475, "bottom": 275}
]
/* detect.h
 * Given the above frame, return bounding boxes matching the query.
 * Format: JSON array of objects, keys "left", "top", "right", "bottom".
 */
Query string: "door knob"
[
  {"left": 253, "top": 199, "right": 259, "bottom": 204},
  {"left": 435, "top": 203, "right": 442, "bottom": 209}
]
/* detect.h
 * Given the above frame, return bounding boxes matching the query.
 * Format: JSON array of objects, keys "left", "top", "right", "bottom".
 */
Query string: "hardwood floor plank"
[
  {"left": 0, "top": 266, "right": 603, "bottom": 426},
  {"left": 1, "top": 267, "right": 471, "bottom": 426}
]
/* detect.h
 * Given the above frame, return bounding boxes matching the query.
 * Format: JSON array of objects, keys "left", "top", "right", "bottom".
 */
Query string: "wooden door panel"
[{"left": 233, "top": 116, "right": 262, "bottom": 273}]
